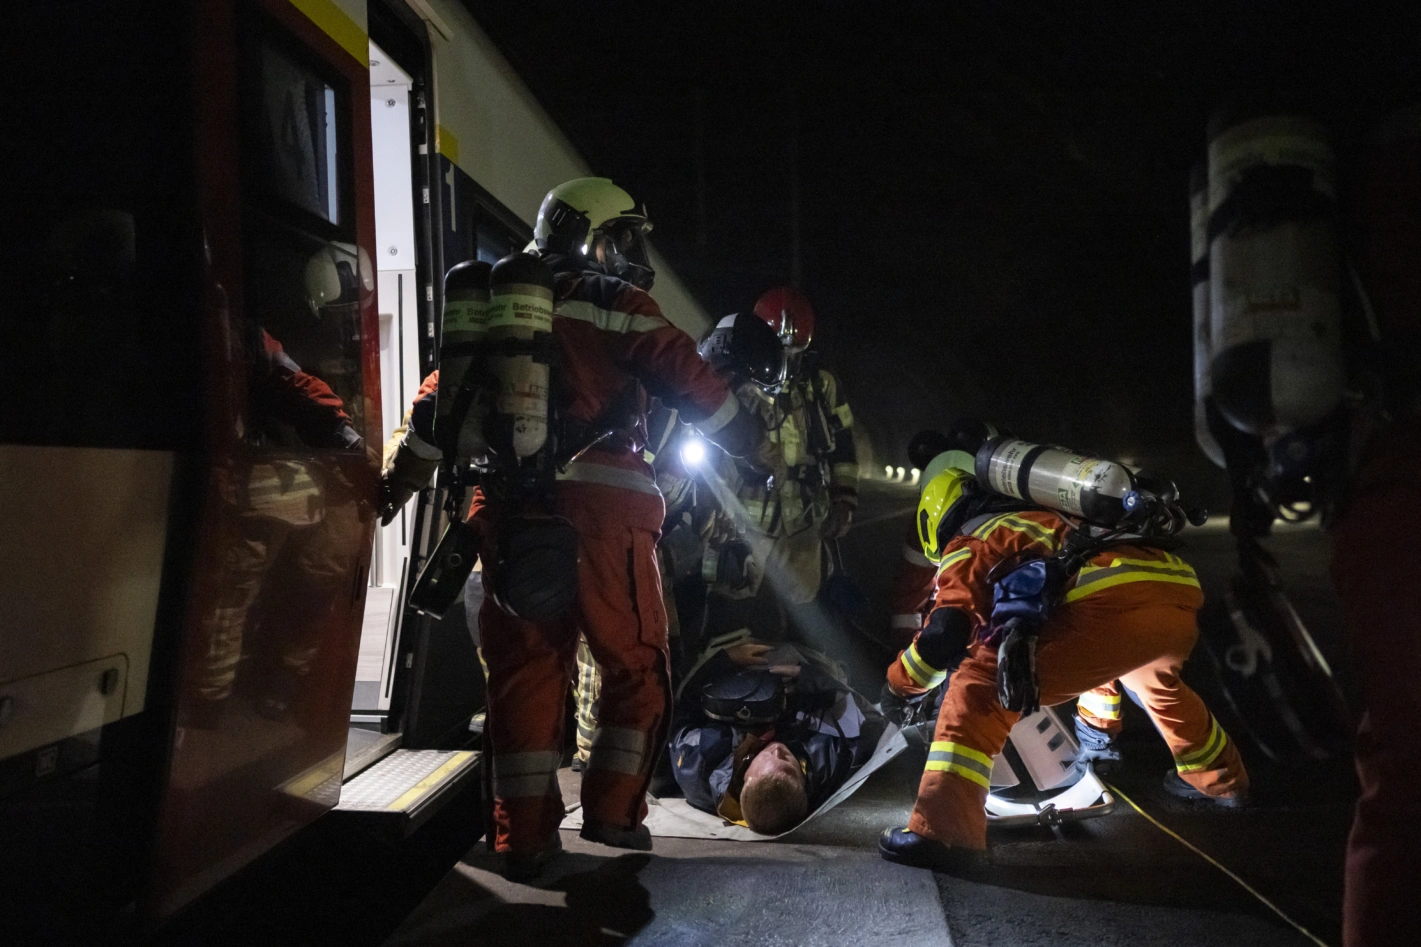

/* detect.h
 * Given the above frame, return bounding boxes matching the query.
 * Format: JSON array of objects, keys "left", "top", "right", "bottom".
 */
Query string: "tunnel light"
[
  {"left": 680, "top": 436, "right": 708, "bottom": 467},
  {"left": 895, "top": 466, "right": 905, "bottom": 482},
  {"left": 910, "top": 468, "right": 921, "bottom": 485},
  {"left": 884, "top": 465, "right": 894, "bottom": 479}
]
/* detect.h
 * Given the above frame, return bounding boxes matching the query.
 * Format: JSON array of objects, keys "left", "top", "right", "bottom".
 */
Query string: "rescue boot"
[
  {"left": 878, "top": 828, "right": 974, "bottom": 872},
  {"left": 502, "top": 834, "right": 563, "bottom": 883},
  {"left": 1161, "top": 770, "right": 1248, "bottom": 809},
  {"left": 579, "top": 819, "right": 653, "bottom": 851}
]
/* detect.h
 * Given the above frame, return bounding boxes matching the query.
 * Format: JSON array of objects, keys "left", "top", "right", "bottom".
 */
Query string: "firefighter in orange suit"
[
  {"left": 382, "top": 178, "right": 780, "bottom": 880},
  {"left": 878, "top": 464, "right": 1248, "bottom": 867}
]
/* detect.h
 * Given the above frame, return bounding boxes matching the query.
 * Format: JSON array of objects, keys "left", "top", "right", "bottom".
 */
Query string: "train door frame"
[{"left": 351, "top": 0, "right": 441, "bottom": 737}]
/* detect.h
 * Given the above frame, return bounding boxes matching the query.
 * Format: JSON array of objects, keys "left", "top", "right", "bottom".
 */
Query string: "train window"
[
  {"left": 245, "top": 40, "right": 345, "bottom": 228},
  {"left": 238, "top": 19, "right": 365, "bottom": 451},
  {"left": 475, "top": 221, "right": 517, "bottom": 265}
]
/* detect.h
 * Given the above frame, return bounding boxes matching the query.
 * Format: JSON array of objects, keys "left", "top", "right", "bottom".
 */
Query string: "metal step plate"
[
  {"left": 334, "top": 748, "right": 480, "bottom": 836},
  {"left": 343, "top": 727, "right": 402, "bottom": 781}
]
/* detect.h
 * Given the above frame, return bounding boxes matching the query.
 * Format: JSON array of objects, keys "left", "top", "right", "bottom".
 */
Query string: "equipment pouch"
[
  {"left": 701, "top": 669, "right": 786, "bottom": 725},
  {"left": 409, "top": 519, "right": 481, "bottom": 618}
]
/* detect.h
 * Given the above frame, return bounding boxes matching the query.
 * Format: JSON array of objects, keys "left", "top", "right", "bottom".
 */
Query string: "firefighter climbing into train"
[
  {"left": 379, "top": 177, "right": 784, "bottom": 881},
  {"left": 877, "top": 438, "right": 1249, "bottom": 869}
]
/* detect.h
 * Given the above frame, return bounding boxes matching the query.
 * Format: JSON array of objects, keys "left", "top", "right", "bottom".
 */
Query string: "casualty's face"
[{"left": 745, "top": 740, "right": 805, "bottom": 789}]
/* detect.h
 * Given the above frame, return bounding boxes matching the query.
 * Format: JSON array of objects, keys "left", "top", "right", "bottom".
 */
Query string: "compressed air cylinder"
[
  {"left": 434, "top": 260, "right": 492, "bottom": 460},
  {"left": 975, "top": 437, "right": 1137, "bottom": 527},
  {"left": 485, "top": 252, "right": 555, "bottom": 460},
  {"left": 1206, "top": 109, "right": 1344, "bottom": 436},
  {"left": 1190, "top": 163, "right": 1226, "bottom": 468}
]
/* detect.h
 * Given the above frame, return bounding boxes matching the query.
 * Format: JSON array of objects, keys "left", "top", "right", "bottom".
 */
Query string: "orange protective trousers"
[
  {"left": 910, "top": 594, "right": 1248, "bottom": 849},
  {"left": 479, "top": 482, "right": 671, "bottom": 854}
]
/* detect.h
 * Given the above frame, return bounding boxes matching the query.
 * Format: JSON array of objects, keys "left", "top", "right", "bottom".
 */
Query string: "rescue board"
[{"left": 560, "top": 724, "right": 910, "bottom": 841}]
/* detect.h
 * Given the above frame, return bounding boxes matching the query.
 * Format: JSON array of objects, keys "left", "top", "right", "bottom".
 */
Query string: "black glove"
[
  {"left": 996, "top": 617, "right": 1040, "bottom": 715},
  {"left": 878, "top": 682, "right": 913, "bottom": 725}
]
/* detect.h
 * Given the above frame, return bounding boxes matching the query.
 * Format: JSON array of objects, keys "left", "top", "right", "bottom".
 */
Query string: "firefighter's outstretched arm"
[
  {"left": 379, "top": 371, "right": 442, "bottom": 525},
  {"left": 886, "top": 606, "right": 973, "bottom": 699}
]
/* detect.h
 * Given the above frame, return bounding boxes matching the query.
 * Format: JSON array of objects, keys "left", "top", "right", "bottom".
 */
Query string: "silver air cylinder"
[
  {"left": 1206, "top": 109, "right": 1344, "bottom": 436},
  {"left": 1190, "top": 163, "right": 1225, "bottom": 467},
  {"left": 485, "top": 252, "right": 555, "bottom": 460},
  {"left": 435, "top": 260, "right": 492, "bottom": 461},
  {"left": 975, "top": 437, "right": 1138, "bottom": 527}
]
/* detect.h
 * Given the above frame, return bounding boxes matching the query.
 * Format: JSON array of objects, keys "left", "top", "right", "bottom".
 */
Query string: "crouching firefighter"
[
  {"left": 878, "top": 438, "right": 1249, "bottom": 869},
  {"left": 380, "top": 178, "right": 781, "bottom": 881}
]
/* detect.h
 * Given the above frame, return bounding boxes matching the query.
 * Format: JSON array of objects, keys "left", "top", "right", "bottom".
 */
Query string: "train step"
[{"left": 332, "top": 748, "right": 481, "bottom": 838}]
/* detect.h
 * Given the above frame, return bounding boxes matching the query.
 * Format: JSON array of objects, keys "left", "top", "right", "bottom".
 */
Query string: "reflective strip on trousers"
[
  {"left": 1078, "top": 690, "right": 1122, "bottom": 720},
  {"left": 925, "top": 741, "right": 993, "bottom": 789},
  {"left": 588, "top": 726, "right": 647, "bottom": 776},
  {"left": 1065, "top": 554, "right": 1200, "bottom": 603},
  {"left": 1175, "top": 716, "right": 1228, "bottom": 774},
  {"left": 900, "top": 642, "right": 947, "bottom": 689},
  {"left": 493, "top": 750, "right": 561, "bottom": 799}
]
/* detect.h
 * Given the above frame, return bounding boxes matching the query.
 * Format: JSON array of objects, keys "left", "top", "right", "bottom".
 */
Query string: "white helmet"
[{"left": 533, "top": 177, "right": 654, "bottom": 288}]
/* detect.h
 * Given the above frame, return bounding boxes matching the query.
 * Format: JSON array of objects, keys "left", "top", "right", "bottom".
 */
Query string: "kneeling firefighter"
[
  {"left": 380, "top": 178, "right": 783, "bottom": 880},
  {"left": 878, "top": 438, "right": 1249, "bottom": 869}
]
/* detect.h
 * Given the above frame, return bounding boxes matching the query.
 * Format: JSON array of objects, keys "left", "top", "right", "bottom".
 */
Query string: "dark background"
[{"left": 469, "top": 0, "right": 1421, "bottom": 505}]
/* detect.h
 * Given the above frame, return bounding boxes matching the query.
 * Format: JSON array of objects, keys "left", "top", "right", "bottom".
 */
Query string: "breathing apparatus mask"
[{"left": 591, "top": 218, "right": 655, "bottom": 290}]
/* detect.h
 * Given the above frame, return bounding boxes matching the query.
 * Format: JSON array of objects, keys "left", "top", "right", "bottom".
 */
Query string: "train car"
[{"left": 0, "top": 0, "right": 711, "bottom": 940}]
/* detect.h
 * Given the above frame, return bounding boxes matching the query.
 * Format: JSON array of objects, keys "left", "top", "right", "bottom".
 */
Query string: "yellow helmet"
[{"left": 916, "top": 464, "right": 975, "bottom": 563}]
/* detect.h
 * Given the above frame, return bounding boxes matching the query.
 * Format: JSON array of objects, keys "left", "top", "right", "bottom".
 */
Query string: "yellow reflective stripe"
[
  {"left": 929, "top": 741, "right": 993, "bottom": 768},
  {"left": 899, "top": 643, "right": 946, "bottom": 689},
  {"left": 1176, "top": 718, "right": 1228, "bottom": 773},
  {"left": 1078, "top": 691, "right": 1122, "bottom": 719},
  {"left": 1065, "top": 557, "right": 1201, "bottom": 603},
  {"left": 935, "top": 547, "right": 973, "bottom": 577},
  {"left": 288, "top": 0, "right": 369, "bottom": 66},
  {"left": 925, "top": 741, "right": 994, "bottom": 789},
  {"left": 971, "top": 513, "right": 1059, "bottom": 550}
]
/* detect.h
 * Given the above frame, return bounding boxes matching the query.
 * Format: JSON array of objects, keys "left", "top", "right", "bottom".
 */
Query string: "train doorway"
[{"left": 351, "top": 41, "right": 421, "bottom": 723}]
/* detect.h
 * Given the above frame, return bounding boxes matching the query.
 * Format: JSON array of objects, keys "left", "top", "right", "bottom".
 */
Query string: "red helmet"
[{"left": 753, "top": 286, "right": 815, "bottom": 351}]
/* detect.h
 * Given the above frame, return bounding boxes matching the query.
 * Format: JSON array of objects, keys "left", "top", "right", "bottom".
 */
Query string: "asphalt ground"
[{"left": 157, "top": 478, "right": 1356, "bottom": 946}]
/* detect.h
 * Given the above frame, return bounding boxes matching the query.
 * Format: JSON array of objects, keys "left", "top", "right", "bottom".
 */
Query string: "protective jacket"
[
  {"left": 669, "top": 635, "right": 866, "bottom": 826},
  {"left": 392, "top": 257, "right": 771, "bottom": 855},
  {"left": 713, "top": 364, "right": 858, "bottom": 604},
  {"left": 887, "top": 507, "right": 1248, "bottom": 850}
]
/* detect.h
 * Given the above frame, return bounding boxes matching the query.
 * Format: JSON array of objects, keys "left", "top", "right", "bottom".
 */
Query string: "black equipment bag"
[{"left": 701, "top": 669, "right": 786, "bottom": 725}]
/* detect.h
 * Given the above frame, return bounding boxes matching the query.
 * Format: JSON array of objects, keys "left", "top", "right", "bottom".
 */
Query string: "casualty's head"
[
  {"left": 741, "top": 741, "right": 809, "bottom": 835},
  {"left": 535, "top": 177, "right": 655, "bottom": 289},
  {"left": 697, "top": 311, "right": 788, "bottom": 394}
]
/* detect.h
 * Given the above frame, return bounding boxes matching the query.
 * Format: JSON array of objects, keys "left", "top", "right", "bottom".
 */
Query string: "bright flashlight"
[
  {"left": 680, "top": 436, "right": 708, "bottom": 467},
  {"left": 884, "top": 465, "right": 894, "bottom": 478},
  {"left": 896, "top": 466, "right": 905, "bottom": 481},
  {"left": 910, "top": 468, "right": 921, "bottom": 485}
]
